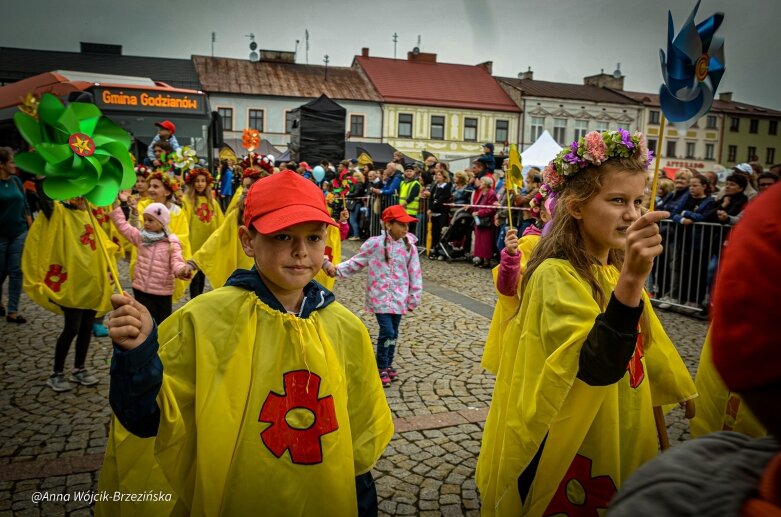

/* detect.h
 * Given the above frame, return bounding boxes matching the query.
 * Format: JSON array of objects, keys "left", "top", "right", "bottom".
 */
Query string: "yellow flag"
[
  {"left": 691, "top": 332, "right": 766, "bottom": 438},
  {"left": 357, "top": 152, "right": 374, "bottom": 168},
  {"left": 505, "top": 144, "right": 524, "bottom": 192}
]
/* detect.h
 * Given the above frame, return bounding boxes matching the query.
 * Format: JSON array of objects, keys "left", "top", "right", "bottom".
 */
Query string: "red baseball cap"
[
  {"left": 299, "top": 161, "right": 313, "bottom": 171},
  {"left": 155, "top": 120, "right": 176, "bottom": 134},
  {"left": 381, "top": 205, "right": 418, "bottom": 224},
  {"left": 244, "top": 171, "right": 337, "bottom": 234}
]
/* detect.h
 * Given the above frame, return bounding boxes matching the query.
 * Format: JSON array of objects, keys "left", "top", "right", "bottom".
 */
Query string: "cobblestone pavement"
[{"left": 0, "top": 243, "right": 708, "bottom": 515}]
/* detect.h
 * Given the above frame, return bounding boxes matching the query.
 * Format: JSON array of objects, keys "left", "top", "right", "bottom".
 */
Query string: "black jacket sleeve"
[
  {"left": 35, "top": 178, "right": 55, "bottom": 219},
  {"left": 576, "top": 293, "right": 644, "bottom": 386},
  {"left": 109, "top": 326, "right": 163, "bottom": 438}
]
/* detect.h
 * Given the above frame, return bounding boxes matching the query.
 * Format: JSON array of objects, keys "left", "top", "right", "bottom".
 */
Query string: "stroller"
[{"left": 437, "top": 207, "right": 474, "bottom": 261}]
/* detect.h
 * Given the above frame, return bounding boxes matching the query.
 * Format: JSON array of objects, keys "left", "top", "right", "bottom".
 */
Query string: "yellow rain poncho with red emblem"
[
  {"left": 482, "top": 234, "right": 540, "bottom": 375},
  {"left": 22, "top": 202, "right": 117, "bottom": 316},
  {"left": 182, "top": 194, "right": 224, "bottom": 254},
  {"left": 691, "top": 331, "right": 766, "bottom": 438},
  {"left": 477, "top": 259, "right": 696, "bottom": 517},
  {"left": 98, "top": 280, "right": 393, "bottom": 516},
  {"left": 89, "top": 203, "right": 127, "bottom": 259}
]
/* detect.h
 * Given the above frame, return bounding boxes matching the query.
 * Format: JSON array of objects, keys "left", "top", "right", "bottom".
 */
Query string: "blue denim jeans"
[
  {"left": 349, "top": 203, "right": 362, "bottom": 238},
  {"left": 375, "top": 313, "right": 402, "bottom": 369},
  {"left": 0, "top": 230, "right": 27, "bottom": 313}
]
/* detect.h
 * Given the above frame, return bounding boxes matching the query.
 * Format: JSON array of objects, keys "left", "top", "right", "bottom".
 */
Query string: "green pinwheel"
[{"left": 13, "top": 93, "right": 135, "bottom": 206}]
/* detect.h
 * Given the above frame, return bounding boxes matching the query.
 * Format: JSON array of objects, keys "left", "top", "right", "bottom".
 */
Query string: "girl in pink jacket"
[
  {"left": 326, "top": 205, "right": 422, "bottom": 388},
  {"left": 110, "top": 200, "right": 189, "bottom": 324}
]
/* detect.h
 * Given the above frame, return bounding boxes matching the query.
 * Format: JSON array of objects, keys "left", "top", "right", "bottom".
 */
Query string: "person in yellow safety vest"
[{"left": 399, "top": 164, "right": 421, "bottom": 234}]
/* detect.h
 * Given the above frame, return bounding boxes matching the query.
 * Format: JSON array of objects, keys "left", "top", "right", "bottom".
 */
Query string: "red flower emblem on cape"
[
  {"left": 324, "top": 246, "right": 333, "bottom": 262},
  {"left": 258, "top": 370, "right": 338, "bottom": 465},
  {"left": 44, "top": 264, "right": 68, "bottom": 292},
  {"left": 626, "top": 333, "right": 645, "bottom": 389},
  {"left": 544, "top": 454, "right": 617, "bottom": 516},
  {"left": 91, "top": 207, "right": 109, "bottom": 225},
  {"left": 195, "top": 202, "right": 213, "bottom": 223},
  {"left": 79, "top": 224, "right": 97, "bottom": 251}
]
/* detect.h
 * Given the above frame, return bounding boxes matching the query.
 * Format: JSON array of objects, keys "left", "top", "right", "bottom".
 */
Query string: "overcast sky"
[{"left": 4, "top": 0, "right": 780, "bottom": 110}]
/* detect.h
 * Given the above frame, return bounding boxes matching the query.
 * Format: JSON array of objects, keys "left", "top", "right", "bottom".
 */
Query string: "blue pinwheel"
[{"left": 659, "top": 0, "right": 725, "bottom": 128}]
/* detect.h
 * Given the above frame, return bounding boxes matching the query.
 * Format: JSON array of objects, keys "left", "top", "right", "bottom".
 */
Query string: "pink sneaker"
[
  {"left": 386, "top": 367, "right": 398, "bottom": 381},
  {"left": 379, "top": 370, "right": 391, "bottom": 388}
]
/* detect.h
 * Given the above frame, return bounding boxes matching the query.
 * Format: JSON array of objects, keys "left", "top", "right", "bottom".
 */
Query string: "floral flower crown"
[
  {"left": 240, "top": 152, "right": 274, "bottom": 174},
  {"left": 148, "top": 171, "right": 181, "bottom": 192},
  {"left": 542, "top": 128, "right": 654, "bottom": 192},
  {"left": 528, "top": 183, "right": 552, "bottom": 217},
  {"left": 134, "top": 165, "right": 151, "bottom": 178},
  {"left": 184, "top": 167, "right": 214, "bottom": 185}
]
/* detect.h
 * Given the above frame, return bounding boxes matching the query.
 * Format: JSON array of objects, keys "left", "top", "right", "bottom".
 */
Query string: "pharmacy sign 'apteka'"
[{"left": 93, "top": 87, "right": 207, "bottom": 115}]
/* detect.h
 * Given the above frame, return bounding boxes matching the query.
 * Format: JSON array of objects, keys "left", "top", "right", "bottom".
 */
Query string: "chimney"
[
  {"left": 478, "top": 61, "right": 493, "bottom": 74},
  {"left": 407, "top": 50, "right": 437, "bottom": 63},
  {"left": 259, "top": 50, "right": 296, "bottom": 64},
  {"left": 361, "top": 47, "right": 369, "bottom": 57},
  {"left": 518, "top": 67, "right": 533, "bottom": 80},
  {"left": 80, "top": 42, "right": 122, "bottom": 55},
  {"left": 583, "top": 64, "right": 624, "bottom": 90},
  {"left": 719, "top": 91, "right": 733, "bottom": 102}
]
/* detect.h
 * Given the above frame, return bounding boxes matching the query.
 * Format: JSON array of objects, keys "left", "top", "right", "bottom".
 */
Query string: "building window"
[
  {"left": 284, "top": 111, "right": 296, "bottom": 134},
  {"left": 248, "top": 109, "right": 264, "bottom": 131},
  {"left": 747, "top": 146, "right": 757, "bottom": 162},
  {"left": 495, "top": 119, "right": 509, "bottom": 143},
  {"left": 553, "top": 118, "right": 567, "bottom": 145},
  {"left": 595, "top": 121, "right": 609, "bottom": 132},
  {"left": 430, "top": 115, "right": 445, "bottom": 140},
  {"left": 705, "top": 143, "right": 715, "bottom": 160},
  {"left": 398, "top": 114, "right": 413, "bottom": 138},
  {"left": 706, "top": 115, "right": 717, "bottom": 129},
  {"left": 649, "top": 110, "right": 660, "bottom": 125},
  {"left": 749, "top": 119, "right": 759, "bottom": 134},
  {"left": 350, "top": 115, "right": 365, "bottom": 138},
  {"left": 728, "top": 145, "right": 737, "bottom": 162},
  {"left": 218, "top": 107, "right": 233, "bottom": 131},
  {"left": 767, "top": 147, "right": 776, "bottom": 165},
  {"left": 647, "top": 138, "right": 657, "bottom": 154},
  {"left": 730, "top": 117, "right": 740, "bottom": 132},
  {"left": 770, "top": 120, "right": 778, "bottom": 135},
  {"left": 666, "top": 140, "right": 677, "bottom": 158},
  {"left": 530, "top": 117, "right": 544, "bottom": 141},
  {"left": 574, "top": 120, "right": 588, "bottom": 141},
  {"left": 685, "top": 142, "right": 696, "bottom": 159},
  {"left": 464, "top": 117, "right": 478, "bottom": 141}
]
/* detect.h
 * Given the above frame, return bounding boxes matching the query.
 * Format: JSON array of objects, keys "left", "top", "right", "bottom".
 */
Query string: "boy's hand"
[
  {"left": 153, "top": 159, "right": 162, "bottom": 167},
  {"left": 504, "top": 228, "right": 520, "bottom": 255},
  {"left": 108, "top": 294, "right": 153, "bottom": 351}
]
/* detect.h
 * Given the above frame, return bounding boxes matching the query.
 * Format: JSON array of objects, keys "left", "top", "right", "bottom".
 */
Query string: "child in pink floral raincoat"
[{"left": 325, "top": 205, "right": 422, "bottom": 387}]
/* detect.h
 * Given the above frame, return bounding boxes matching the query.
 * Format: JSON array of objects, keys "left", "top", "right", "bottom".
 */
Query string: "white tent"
[{"left": 521, "top": 130, "right": 562, "bottom": 168}]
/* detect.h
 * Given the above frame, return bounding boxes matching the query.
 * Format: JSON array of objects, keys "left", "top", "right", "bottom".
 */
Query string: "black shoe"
[
  {"left": 6, "top": 315, "right": 26, "bottom": 324},
  {"left": 0, "top": 306, "right": 5, "bottom": 316}
]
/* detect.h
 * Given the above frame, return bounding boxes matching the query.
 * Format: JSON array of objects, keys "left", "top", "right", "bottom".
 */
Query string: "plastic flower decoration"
[
  {"left": 529, "top": 183, "right": 552, "bottom": 217},
  {"left": 543, "top": 129, "right": 654, "bottom": 193},
  {"left": 19, "top": 92, "right": 40, "bottom": 119},
  {"left": 242, "top": 128, "right": 261, "bottom": 152},
  {"left": 13, "top": 93, "right": 135, "bottom": 206},
  {"left": 659, "top": 0, "right": 725, "bottom": 128},
  {"left": 172, "top": 146, "right": 198, "bottom": 171},
  {"left": 148, "top": 171, "right": 181, "bottom": 193}
]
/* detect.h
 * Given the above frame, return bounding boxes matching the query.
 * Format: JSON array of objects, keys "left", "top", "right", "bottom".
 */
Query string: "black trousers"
[
  {"left": 54, "top": 308, "right": 96, "bottom": 373},
  {"left": 189, "top": 271, "right": 206, "bottom": 299},
  {"left": 133, "top": 288, "right": 173, "bottom": 325}
]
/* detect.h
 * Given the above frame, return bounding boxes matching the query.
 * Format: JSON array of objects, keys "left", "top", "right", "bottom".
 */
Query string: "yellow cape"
[
  {"left": 182, "top": 194, "right": 224, "bottom": 254},
  {"left": 477, "top": 259, "right": 696, "bottom": 516},
  {"left": 22, "top": 203, "right": 117, "bottom": 316},
  {"left": 482, "top": 234, "right": 540, "bottom": 375},
  {"left": 90, "top": 204, "right": 127, "bottom": 259},
  {"left": 131, "top": 200, "right": 192, "bottom": 301},
  {"left": 691, "top": 331, "right": 766, "bottom": 438},
  {"left": 98, "top": 286, "right": 393, "bottom": 516}
]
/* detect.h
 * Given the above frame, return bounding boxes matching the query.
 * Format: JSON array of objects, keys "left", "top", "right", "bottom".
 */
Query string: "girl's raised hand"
[
  {"left": 504, "top": 228, "right": 519, "bottom": 255},
  {"left": 623, "top": 210, "right": 669, "bottom": 279},
  {"left": 108, "top": 294, "right": 153, "bottom": 351}
]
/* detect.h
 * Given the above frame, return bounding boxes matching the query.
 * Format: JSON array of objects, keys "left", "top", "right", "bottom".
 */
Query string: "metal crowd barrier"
[
  {"left": 648, "top": 219, "right": 731, "bottom": 314},
  {"left": 366, "top": 193, "right": 430, "bottom": 249}
]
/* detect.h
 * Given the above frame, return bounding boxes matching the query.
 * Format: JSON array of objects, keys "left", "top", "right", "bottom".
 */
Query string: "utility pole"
[
  {"left": 305, "top": 29, "right": 310, "bottom": 64},
  {"left": 211, "top": 32, "right": 216, "bottom": 57},
  {"left": 323, "top": 54, "right": 329, "bottom": 81},
  {"left": 392, "top": 32, "right": 398, "bottom": 59}
]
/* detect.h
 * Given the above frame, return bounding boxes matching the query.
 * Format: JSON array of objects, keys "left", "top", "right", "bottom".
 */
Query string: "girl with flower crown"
[
  {"left": 477, "top": 129, "right": 697, "bottom": 516},
  {"left": 182, "top": 168, "right": 224, "bottom": 298}
]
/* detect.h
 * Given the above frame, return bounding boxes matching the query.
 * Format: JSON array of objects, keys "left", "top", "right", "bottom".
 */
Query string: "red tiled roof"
[
  {"left": 498, "top": 77, "right": 638, "bottom": 105},
  {"left": 617, "top": 89, "right": 781, "bottom": 118},
  {"left": 354, "top": 56, "right": 519, "bottom": 112},
  {"left": 192, "top": 55, "right": 381, "bottom": 102}
]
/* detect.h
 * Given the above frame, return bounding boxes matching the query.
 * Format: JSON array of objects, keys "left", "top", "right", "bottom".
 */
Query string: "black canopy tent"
[
  {"left": 344, "top": 142, "right": 416, "bottom": 168},
  {"left": 289, "top": 94, "right": 346, "bottom": 165}
]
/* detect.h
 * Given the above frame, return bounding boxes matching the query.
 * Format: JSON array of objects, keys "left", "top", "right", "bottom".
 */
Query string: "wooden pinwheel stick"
[{"left": 648, "top": 114, "right": 667, "bottom": 212}]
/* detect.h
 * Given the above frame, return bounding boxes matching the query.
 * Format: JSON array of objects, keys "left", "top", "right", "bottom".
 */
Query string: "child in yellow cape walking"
[
  {"left": 181, "top": 168, "right": 224, "bottom": 298},
  {"left": 99, "top": 171, "right": 392, "bottom": 516},
  {"left": 477, "top": 129, "right": 697, "bottom": 517}
]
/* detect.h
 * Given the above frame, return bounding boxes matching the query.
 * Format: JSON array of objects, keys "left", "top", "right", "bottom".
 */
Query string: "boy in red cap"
[
  {"left": 147, "top": 120, "right": 181, "bottom": 168},
  {"left": 325, "top": 204, "right": 422, "bottom": 387},
  {"left": 102, "top": 171, "right": 393, "bottom": 516}
]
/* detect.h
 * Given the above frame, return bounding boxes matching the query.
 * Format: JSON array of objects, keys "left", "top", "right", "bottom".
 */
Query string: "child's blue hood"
[{"left": 225, "top": 266, "right": 335, "bottom": 318}]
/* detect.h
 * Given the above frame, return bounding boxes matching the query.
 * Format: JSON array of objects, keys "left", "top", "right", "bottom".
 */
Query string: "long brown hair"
[
  {"left": 522, "top": 159, "right": 646, "bottom": 310},
  {"left": 185, "top": 172, "right": 217, "bottom": 211}
]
